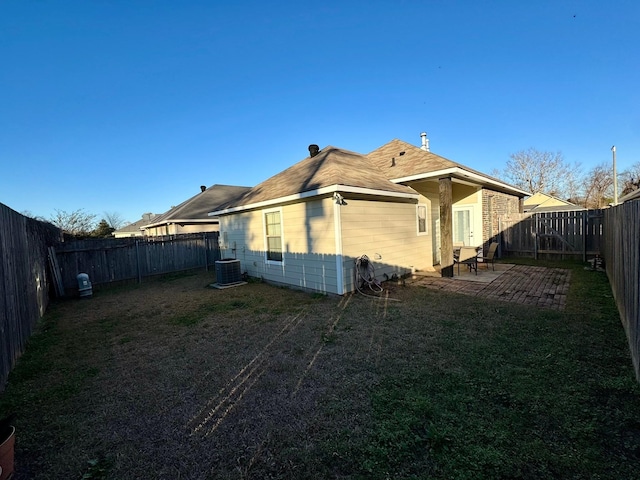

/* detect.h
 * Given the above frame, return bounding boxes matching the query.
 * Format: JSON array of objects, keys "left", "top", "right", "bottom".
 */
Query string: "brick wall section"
[{"left": 482, "top": 190, "right": 522, "bottom": 252}]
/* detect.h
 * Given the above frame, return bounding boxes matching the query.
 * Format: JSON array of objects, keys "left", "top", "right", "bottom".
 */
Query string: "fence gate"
[{"left": 499, "top": 210, "right": 603, "bottom": 260}]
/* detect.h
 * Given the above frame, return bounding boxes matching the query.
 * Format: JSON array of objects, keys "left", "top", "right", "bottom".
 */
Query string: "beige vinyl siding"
[
  {"left": 144, "top": 225, "right": 171, "bottom": 237},
  {"left": 453, "top": 184, "right": 481, "bottom": 205},
  {"left": 408, "top": 181, "right": 441, "bottom": 265},
  {"left": 523, "top": 192, "right": 570, "bottom": 209},
  {"left": 340, "top": 198, "right": 432, "bottom": 291},
  {"left": 410, "top": 180, "right": 484, "bottom": 255},
  {"left": 280, "top": 199, "right": 336, "bottom": 255},
  {"left": 176, "top": 223, "right": 219, "bottom": 234},
  {"left": 218, "top": 197, "right": 340, "bottom": 294},
  {"left": 144, "top": 223, "right": 219, "bottom": 237}
]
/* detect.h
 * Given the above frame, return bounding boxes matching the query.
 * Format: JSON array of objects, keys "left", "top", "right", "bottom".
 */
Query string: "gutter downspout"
[{"left": 333, "top": 194, "right": 345, "bottom": 295}]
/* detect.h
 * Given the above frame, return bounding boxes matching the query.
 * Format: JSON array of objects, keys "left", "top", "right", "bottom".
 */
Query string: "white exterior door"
[{"left": 453, "top": 207, "right": 474, "bottom": 246}]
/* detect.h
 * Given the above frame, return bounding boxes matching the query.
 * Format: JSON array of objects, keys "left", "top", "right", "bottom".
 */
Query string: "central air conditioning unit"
[{"left": 215, "top": 259, "right": 242, "bottom": 285}]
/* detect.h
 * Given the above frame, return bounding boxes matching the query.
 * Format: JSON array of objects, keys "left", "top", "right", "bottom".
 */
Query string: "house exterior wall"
[
  {"left": 176, "top": 223, "right": 219, "bottom": 234},
  {"left": 409, "top": 180, "right": 484, "bottom": 259},
  {"left": 144, "top": 225, "right": 171, "bottom": 236},
  {"left": 482, "top": 189, "right": 522, "bottom": 252},
  {"left": 403, "top": 181, "right": 441, "bottom": 266},
  {"left": 114, "top": 230, "right": 143, "bottom": 238},
  {"left": 340, "top": 198, "right": 432, "bottom": 291},
  {"left": 144, "top": 223, "right": 219, "bottom": 237},
  {"left": 395, "top": 179, "right": 526, "bottom": 263},
  {"left": 452, "top": 184, "right": 480, "bottom": 204},
  {"left": 218, "top": 196, "right": 430, "bottom": 294},
  {"left": 523, "top": 192, "right": 571, "bottom": 210},
  {"left": 451, "top": 186, "right": 483, "bottom": 248},
  {"left": 218, "top": 197, "right": 340, "bottom": 294}
]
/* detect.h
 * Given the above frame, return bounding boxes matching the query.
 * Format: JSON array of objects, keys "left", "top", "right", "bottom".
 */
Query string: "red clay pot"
[{"left": 0, "top": 426, "right": 15, "bottom": 480}]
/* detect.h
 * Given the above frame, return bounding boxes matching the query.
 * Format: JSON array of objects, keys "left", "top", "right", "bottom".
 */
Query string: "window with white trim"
[
  {"left": 417, "top": 204, "right": 428, "bottom": 235},
  {"left": 264, "top": 209, "right": 283, "bottom": 262}
]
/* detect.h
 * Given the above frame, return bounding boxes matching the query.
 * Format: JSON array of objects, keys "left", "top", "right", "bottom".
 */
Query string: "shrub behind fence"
[{"left": 0, "top": 203, "right": 61, "bottom": 391}]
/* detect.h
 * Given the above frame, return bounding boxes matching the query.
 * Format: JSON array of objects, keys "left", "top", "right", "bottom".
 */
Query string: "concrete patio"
[{"left": 410, "top": 263, "right": 571, "bottom": 310}]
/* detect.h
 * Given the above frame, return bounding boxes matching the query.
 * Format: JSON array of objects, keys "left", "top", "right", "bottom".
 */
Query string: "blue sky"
[{"left": 1, "top": 0, "right": 638, "bottom": 225}]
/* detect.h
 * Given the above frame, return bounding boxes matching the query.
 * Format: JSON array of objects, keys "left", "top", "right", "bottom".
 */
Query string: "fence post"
[
  {"left": 582, "top": 210, "right": 587, "bottom": 262},
  {"left": 498, "top": 217, "right": 502, "bottom": 257},
  {"left": 534, "top": 214, "right": 538, "bottom": 260},
  {"left": 203, "top": 233, "right": 208, "bottom": 271},
  {"left": 135, "top": 240, "right": 142, "bottom": 284}
]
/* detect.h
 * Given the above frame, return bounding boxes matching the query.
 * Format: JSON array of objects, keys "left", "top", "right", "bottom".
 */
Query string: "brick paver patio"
[{"left": 410, "top": 265, "right": 571, "bottom": 310}]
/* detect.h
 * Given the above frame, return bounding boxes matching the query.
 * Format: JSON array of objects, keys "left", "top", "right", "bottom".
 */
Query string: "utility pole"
[{"left": 612, "top": 145, "right": 618, "bottom": 205}]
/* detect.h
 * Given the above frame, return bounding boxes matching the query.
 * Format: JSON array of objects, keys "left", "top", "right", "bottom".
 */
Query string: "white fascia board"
[
  {"left": 208, "top": 184, "right": 419, "bottom": 216},
  {"left": 390, "top": 167, "right": 530, "bottom": 196}
]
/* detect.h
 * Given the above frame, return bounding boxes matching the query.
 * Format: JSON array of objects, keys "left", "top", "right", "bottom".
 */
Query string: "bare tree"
[
  {"left": 49, "top": 209, "right": 97, "bottom": 236},
  {"left": 103, "top": 211, "right": 127, "bottom": 230},
  {"left": 620, "top": 161, "right": 640, "bottom": 196},
  {"left": 496, "top": 148, "right": 580, "bottom": 199},
  {"left": 564, "top": 172, "right": 585, "bottom": 205},
  {"left": 20, "top": 210, "right": 48, "bottom": 222},
  {"left": 581, "top": 163, "right": 614, "bottom": 208}
]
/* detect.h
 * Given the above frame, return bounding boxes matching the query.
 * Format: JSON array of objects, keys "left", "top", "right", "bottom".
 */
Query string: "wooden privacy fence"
[
  {"left": 499, "top": 210, "right": 604, "bottom": 260},
  {"left": 0, "top": 203, "right": 62, "bottom": 392},
  {"left": 603, "top": 201, "right": 640, "bottom": 382},
  {"left": 53, "top": 233, "right": 221, "bottom": 294}
]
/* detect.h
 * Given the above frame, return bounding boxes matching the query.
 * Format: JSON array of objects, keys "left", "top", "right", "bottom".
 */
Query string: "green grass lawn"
[{"left": 1, "top": 259, "right": 639, "bottom": 479}]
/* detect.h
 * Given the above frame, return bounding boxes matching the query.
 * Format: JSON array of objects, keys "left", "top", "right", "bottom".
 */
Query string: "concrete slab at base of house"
[{"left": 410, "top": 264, "right": 571, "bottom": 310}]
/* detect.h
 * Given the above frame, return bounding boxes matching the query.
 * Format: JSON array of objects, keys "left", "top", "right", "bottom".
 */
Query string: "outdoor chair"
[
  {"left": 478, "top": 242, "right": 499, "bottom": 270},
  {"left": 453, "top": 241, "right": 465, "bottom": 257},
  {"left": 454, "top": 246, "right": 478, "bottom": 275}
]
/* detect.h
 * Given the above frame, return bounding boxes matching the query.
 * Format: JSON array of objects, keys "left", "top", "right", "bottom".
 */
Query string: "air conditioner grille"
[{"left": 215, "top": 259, "right": 242, "bottom": 285}]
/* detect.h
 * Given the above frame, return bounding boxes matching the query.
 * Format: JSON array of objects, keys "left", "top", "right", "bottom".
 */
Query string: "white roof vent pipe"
[{"left": 420, "top": 132, "right": 430, "bottom": 152}]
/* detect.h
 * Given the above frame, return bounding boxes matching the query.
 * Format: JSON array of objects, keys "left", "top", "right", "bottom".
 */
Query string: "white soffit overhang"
[
  {"left": 390, "top": 167, "right": 530, "bottom": 196},
  {"left": 208, "top": 184, "right": 419, "bottom": 216}
]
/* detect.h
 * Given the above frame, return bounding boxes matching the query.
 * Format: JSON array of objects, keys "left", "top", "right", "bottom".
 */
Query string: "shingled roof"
[
  {"left": 367, "top": 139, "right": 459, "bottom": 178},
  {"left": 212, "top": 146, "right": 418, "bottom": 213},
  {"left": 145, "top": 184, "right": 251, "bottom": 228},
  {"left": 367, "top": 139, "right": 529, "bottom": 196},
  {"left": 113, "top": 213, "right": 159, "bottom": 236}
]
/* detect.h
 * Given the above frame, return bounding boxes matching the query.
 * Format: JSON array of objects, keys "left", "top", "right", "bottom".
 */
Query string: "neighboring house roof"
[
  {"left": 524, "top": 192, "right": 582, "bottom": 212},
  {"left": 145, "top": 184, "right": 251, "bottom": 229},
  {"left": 367, "top": 139, "right": 530, "bottom": 197},
  {"left": 113, "top": 213, "right": 158, "bottom": 236},
  {"left": 619, "top": 188, "right": 640, "bottom": 203},
  {"left": 211, "top": 146, "right": 419, "bottom": 215}
]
